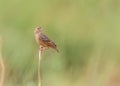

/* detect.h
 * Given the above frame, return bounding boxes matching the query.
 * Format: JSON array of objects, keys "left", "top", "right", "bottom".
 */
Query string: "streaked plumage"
[{"left": 34, "top": 27, "right": 59, "bottom": 52}]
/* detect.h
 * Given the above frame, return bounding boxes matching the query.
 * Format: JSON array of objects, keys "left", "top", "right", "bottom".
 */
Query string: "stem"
[
  {"left": 0, "top": 38, "right": 5, "bottom": 86},
  {"left": 38, "top": 49, "right": 42, "bottom": 86}
]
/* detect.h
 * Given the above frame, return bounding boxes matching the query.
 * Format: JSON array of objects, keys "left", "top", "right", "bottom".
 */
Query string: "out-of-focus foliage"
[{"left": 0, "top": 0, "right": 120, "bottom": 86}]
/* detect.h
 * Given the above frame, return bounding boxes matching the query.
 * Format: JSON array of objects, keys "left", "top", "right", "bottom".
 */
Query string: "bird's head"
[{"left": 34, "top": 26, "right": 43, "bottom": 34}]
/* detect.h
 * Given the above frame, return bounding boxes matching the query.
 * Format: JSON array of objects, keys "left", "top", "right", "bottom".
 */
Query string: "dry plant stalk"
[
  {"left": 0, "top": 37, "right": 5, "bottom": 86},
  {"left": 38, "top": 49, "right": 42, "bottom": 86}
]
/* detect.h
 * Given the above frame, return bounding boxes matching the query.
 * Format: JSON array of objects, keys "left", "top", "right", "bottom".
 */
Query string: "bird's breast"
[{"left": 35, "top": 34, "right": 47, "bottom": 47}]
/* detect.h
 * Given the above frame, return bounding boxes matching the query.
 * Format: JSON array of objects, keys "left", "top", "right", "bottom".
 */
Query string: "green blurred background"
[{"left": 0, "top": 0, "right": 120, "bottom": 86}]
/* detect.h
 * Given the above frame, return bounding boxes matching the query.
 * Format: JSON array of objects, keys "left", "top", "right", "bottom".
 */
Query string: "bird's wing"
[
  {"left": 40, "top": 33, "right": 57, "bottom": 47},
  {"left": 40, "top": 33, "right": 51, "bottom": 42}
]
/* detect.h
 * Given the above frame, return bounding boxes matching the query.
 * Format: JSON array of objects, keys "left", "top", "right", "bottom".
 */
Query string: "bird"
[{"left": 34, "top": 26, "right": 59, "bottom": 52}]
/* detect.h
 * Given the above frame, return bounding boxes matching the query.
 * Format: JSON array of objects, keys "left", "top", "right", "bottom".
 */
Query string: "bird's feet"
[
  {"left": 39, "top": 46, "right": 44, "bottom": 53},
  {"left": 39, "top": 46, "right": 49, "bottom": 53}
]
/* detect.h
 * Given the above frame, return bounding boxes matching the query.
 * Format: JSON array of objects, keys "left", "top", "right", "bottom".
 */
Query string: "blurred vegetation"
[{"left": 0, "top": 0, "right": 120, "bottom": 86}]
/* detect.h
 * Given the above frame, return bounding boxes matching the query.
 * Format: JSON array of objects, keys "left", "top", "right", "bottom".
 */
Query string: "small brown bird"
[{"left": 34, "top": 26, "right": 59, "bottom": 52}]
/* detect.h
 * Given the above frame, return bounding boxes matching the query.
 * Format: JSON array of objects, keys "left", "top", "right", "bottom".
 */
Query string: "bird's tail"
[
  {"left": 56, "top": 48, "right": 59, "bottom": 53},
  {"left": 54, "top": 47, "right": 59, "bottom": 53}
]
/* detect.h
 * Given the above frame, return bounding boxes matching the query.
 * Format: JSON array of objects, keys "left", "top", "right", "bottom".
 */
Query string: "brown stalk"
[
  {"left": 0, "top": 37, "right": 5, "bottom": 86},
  {"left": 38, "top": 48, "right": 42, "bottom": 86}
]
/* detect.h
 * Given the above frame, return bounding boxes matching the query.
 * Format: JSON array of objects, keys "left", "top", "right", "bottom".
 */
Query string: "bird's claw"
[{"left": 39, "top": 46, "right": 49, "bottom": 53}]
